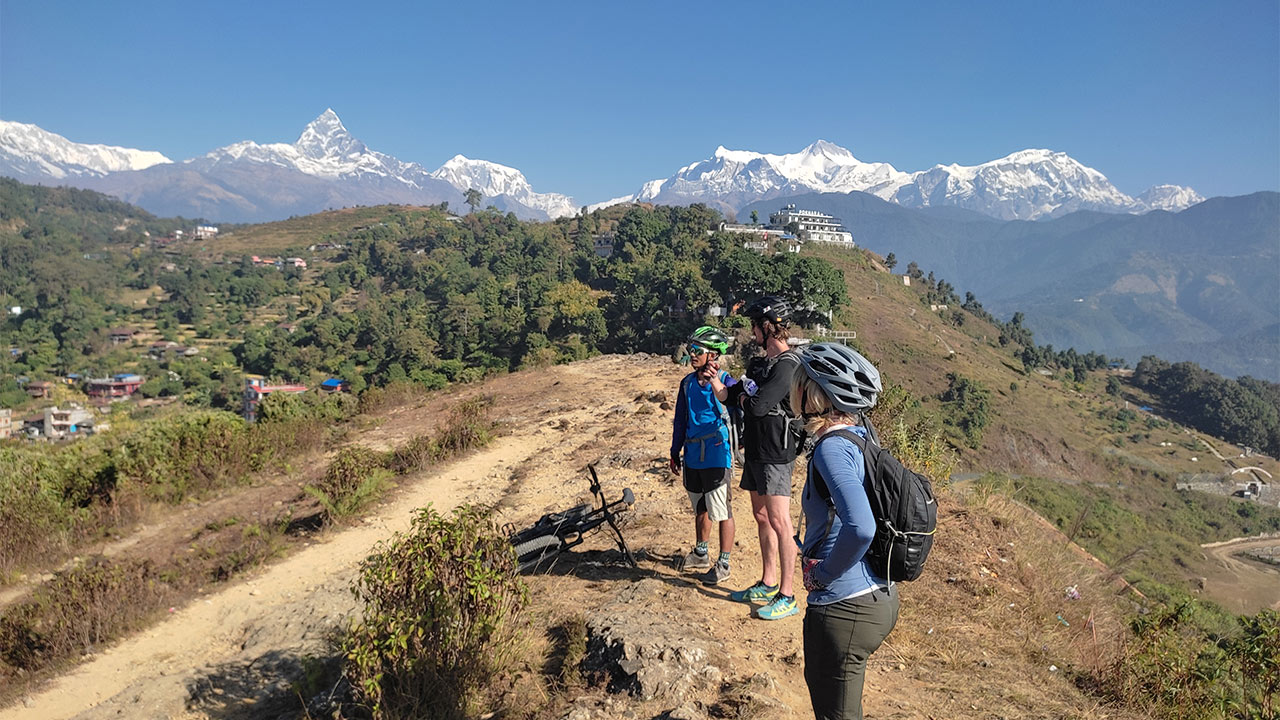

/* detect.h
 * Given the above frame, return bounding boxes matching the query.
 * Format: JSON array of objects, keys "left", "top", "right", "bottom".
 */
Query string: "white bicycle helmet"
[{"left": 799, "top": 342, "right": 882, "bottom": 414}]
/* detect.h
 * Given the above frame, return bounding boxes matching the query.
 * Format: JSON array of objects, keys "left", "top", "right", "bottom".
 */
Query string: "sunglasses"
[{"left": 689, "top": 345, "right": 719, "bottom": 358}]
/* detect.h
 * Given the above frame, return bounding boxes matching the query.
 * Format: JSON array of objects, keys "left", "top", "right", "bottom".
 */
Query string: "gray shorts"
[{"left": 739, "top": 461, "right": 794, "bottom": 497}]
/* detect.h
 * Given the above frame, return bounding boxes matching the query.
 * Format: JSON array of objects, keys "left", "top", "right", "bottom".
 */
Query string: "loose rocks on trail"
[{"left": 581, "top": 579, "right": 724, "bottom": 702}]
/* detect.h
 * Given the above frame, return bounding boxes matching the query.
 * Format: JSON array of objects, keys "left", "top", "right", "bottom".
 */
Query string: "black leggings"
[{"left": 803, "top": 586, "right": 899, "bottom": 720}]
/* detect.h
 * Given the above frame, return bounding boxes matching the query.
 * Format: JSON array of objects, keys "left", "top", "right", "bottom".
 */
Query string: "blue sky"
[{"left": 2, "top": 0, "right": 1277, "bottom": 204}]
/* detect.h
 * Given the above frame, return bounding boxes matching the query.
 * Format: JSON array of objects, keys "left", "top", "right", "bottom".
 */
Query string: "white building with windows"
[{"left": 768, "top": 204, "right": 854, "bottom": 245}]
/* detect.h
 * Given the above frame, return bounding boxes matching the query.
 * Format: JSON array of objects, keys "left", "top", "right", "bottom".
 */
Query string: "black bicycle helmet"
[
  {"left": 744, "top": 296, "right": 793, "bottom": 326},
  {"left": 798, "top": 342, "right": 882, "bottom": 414}
]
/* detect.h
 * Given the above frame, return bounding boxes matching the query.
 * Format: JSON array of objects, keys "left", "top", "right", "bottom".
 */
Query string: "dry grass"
[{"left": 879, "top": 485, "right": 1142, "bottom": 719}]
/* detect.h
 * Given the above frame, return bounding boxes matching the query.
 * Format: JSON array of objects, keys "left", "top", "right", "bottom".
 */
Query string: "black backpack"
[{"left": 806, "top": 425, "right": 937, "bottom": 582}]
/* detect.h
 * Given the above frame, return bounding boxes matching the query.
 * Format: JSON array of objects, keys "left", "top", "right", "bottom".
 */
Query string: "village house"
[
  {"left": 591, "top": 232, "right": 616, "bottom": 258},
  {"left": 40, "top": 405, "right": 96, "bottom": 439},
  {"left": 86, "top": 374, "right": 145, "bottom": 399},
  {"left": 108, "top": 327, "right": 138, "bottom": 345},
  {"left": 194, "top": 225, "right": 219, "bottom": 240},
  {"left": 149, "top": 342, "right": 199, "bottom": 360},
  {"left": 25, "top": 380, "right": 53, "bottom": 399},
  {"left": 320, "top": 378, "right": 351, "bottom": 393},
  {"left": 242, "top": 376, "right": 308, "bottom": 422},
  {"left": 149, "top": 341, "right": 178, "bottom": 359},
  {"left": 0, "top": 408, "right": 11, "bottom": 440}
]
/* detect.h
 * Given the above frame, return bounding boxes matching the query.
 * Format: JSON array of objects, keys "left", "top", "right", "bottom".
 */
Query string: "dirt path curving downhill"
[{"left": 1, "top": 356, "right": 679, "bottom": 720}]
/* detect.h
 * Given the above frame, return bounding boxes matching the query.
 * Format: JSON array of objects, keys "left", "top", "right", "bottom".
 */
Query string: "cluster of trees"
[
  {"left": 939, "top": 372, "right": 992, "bottom": 448},
  {"left": 1131, "top": 356, "right": 1280, "bottom": 457},
  {"left": 233, "top": 204, "right": 850, "bottom": 388},
  {"left": 0, "top": 181, "right": 209, "bottom": 382}
]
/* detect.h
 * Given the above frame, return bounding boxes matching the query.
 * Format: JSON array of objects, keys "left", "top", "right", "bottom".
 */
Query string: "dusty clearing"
[{"left": 1199, "top": 535, "right": 1280, "bottom": 613}]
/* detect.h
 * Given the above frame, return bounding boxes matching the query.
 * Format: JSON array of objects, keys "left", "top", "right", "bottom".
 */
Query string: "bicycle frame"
[{"left": 507, "top": 464, "right": 637, "bottom": 570}]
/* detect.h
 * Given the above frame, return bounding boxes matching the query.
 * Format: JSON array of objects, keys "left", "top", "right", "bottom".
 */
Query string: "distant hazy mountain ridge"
[{"left": 739, "top": 190, "right": 1278, "bottom": 381}]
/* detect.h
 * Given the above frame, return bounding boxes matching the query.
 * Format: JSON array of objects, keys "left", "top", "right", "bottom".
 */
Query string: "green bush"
[
  {"left": 0, "top": 557, "right": 168, "bottom": 673},
  {"left": 434, "top": 397, "right": 494, "bottom": 455},
  {"left": 342, "top": 505, "right": 528, "bottom": 719},
  {"left": 868, "top": 382, "right": 956, "bottom": 484},
  {"left": 1099, "top": 604, "right": 1280, "bottom": 719},
  {"left": 304, "top": 446, "right": 390, "bottom": 525}
]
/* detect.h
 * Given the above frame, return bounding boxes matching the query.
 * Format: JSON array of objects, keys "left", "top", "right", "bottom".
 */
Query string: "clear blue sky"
[{"left": 2, "top": 0, "right": 1277, "bottom": 204}]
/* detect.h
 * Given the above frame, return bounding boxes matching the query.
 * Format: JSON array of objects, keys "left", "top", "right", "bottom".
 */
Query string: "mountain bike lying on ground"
[{"left": 506, "top": 464, "right": 637, "bottom": 573}]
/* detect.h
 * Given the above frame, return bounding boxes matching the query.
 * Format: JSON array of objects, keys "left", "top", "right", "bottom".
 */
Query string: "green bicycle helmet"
[{"left": 689, "top": 325, "right": 730, "bottom": 355}]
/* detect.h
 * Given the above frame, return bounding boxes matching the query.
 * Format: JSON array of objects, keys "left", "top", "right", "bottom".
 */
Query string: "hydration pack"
[{"left": 807, "top": 425, "right": 937, "bottom": 582}]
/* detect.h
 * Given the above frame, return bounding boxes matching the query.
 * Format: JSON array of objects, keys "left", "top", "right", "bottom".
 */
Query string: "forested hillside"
[{"left": 0, "top": 181, "right": 847, "bottom": 410}]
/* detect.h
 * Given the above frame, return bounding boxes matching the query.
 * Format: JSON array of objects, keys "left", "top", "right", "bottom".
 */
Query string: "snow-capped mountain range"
[
  {"left": 617, "top": 141, "right": 1202, "bottom": 220},
  {"left": 0, "top": 111, "right": 576, "bottom": 222},
  {"left": 429, "top": 153, "right": 576, "bottom": 219},
  {"left": 0, "top": 119, "right": 171, "bottom": 179},
  {"left": 0, "top": 111, "right": 1204, "bottom": 223}
]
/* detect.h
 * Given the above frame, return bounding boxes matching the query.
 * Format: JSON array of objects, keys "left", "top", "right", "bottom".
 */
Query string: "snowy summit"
[
  {"left": 0, "top": 119, "right": 171, "bottom": 180},
  {"left": 613, "top": 141, "right": 1203, "bottom": 221}
]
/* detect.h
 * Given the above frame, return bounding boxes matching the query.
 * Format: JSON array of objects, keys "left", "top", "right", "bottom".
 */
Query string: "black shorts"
[{"left": 683, "top": 466, "right": 732, "bottom": 493}]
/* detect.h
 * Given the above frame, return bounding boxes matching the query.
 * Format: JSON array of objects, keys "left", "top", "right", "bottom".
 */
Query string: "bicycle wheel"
[{"left": 513, "top": 534, "right": 562, "bottom": 573}]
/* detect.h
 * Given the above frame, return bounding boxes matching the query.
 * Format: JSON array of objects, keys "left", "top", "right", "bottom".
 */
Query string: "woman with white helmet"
[{"left": 791, "top": 342, "right": 897, "bottom": 720}]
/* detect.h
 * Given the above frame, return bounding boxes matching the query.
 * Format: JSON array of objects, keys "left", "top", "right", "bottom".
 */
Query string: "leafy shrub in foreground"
[
  {"left": 342, "top": 505, "right": 527, "bottom": 720},
  {"left": 869, "top": 382, "right": 957, "bottom": 484}
]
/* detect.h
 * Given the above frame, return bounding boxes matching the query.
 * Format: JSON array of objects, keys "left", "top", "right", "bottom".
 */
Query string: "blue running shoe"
[
  {"left": 729, "top": 580, "right": 779, "bottom": 603},
  {"left": 756, "top": 594, "right": 799, "bottom": 620}
]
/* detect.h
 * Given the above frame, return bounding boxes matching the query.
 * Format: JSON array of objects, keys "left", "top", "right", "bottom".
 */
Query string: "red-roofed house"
[{"left": 242, "top": 377, "right": 308, "bottom": 422}]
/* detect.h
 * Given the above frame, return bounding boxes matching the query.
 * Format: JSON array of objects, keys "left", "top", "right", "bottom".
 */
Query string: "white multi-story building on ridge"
[{"left": 768, "top": 204, "right": 854, "bottom": 245}]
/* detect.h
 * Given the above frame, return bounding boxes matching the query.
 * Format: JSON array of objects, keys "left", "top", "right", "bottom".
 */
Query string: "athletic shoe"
[
  {"left": 756, "top": 594, "right": 799, "bottom": 620},
  {"left": 729, "top": 580, "right": 779, "bottom": 603},
  {"left": 701, "top": 560, "right": 730, "bottom": 586},
  {"left": 682, "top": 550, "right": 712, "bottom": 570}
]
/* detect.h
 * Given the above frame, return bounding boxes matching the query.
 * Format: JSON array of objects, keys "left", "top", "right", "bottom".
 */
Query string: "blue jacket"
[
  {"left": 671, "top": 371, "right": 732, "bottom": 470},
  {"left": 799, "top": 425, "right": 886, "bottom": 605}
]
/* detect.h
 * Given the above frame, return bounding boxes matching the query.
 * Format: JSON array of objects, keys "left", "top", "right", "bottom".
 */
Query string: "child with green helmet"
[{"left": 669, "top": 325, "right": 737, "bottom": 585}]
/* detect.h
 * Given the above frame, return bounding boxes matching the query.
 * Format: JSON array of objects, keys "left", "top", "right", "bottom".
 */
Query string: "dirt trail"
[
  {"left": 1, "top": 356, "right": 670, "bottom": 720},
  {"left": 1199, "top": 535, "right": 1280, "bottom": 612}
]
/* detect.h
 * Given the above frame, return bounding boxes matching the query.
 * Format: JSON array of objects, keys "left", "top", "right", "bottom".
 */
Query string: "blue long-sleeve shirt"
[{"left": 799, "top": 425, "right": 887, "bottom": 605}]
